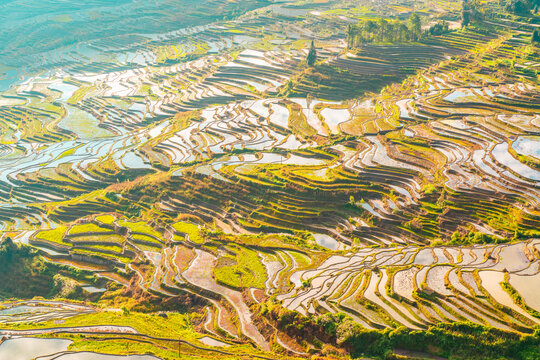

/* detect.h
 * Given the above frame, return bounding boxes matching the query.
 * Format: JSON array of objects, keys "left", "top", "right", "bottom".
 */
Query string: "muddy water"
[
  {"left": 492, "top": 142, "right": 540, "bottom": 181},
  {"left": 49, "top": 352, "right": 161, "bottom": 359},
  {"left": 312, "top": 233, "right": 339, "bottom": 250},
  {"left": 512, "top": 136, "right": 540, "bottom": 159},
  {"left": 0, "top": 337, "right": 72, "bottom": 360},
  {"left": 0, "top": 337, "right": 161, "bottom": 359},
  {"left": 198, "top": 336, "right": 231, "bottom": 347}
]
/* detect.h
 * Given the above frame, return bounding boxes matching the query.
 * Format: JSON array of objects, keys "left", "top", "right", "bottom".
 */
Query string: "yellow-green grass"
[
  {"left": 131, "top": 233, "right": 163, "bottom": 247},
  {"left": 96, "top": 215, "right": 116, "bottom": 224},
  {"left": 71, "top": 249, "right": 131, "bottom": 263},
  {"left": 288, "top": 251, "right": 311, "bottom": 268},
  {"left": 5, "top": 311, "right": 268, "bottom": 357},
  {"left": 214, "top": 247, "right": 267, "bottom": 289},
  {"left": 2, "top": 311, "right": 196, "bottom": 339},
  {"left": 67, "top": 85, "right": 96, "bottom": 105},
  {"left": 172, "top": 222, "right": 203, "bottom": 244},
  {"left": 70, "top": 234, "right": 125, "bottom": 244},
  {"left": 82, "top": 244, "right": 124, "bottom": 253},
  {"left": 34, "top": 226, "right": 68, "bottom": 245},
  {"left": 68, "top": 223, "right": 113, "bottom": 235},
  {"left": 118, "top": 220, "right": 162, "bottom": 239}
]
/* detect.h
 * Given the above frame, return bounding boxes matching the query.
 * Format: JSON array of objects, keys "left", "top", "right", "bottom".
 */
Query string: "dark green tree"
[
  {"left": 505, "top": 0, "right": 532, "bottom": 14},
  {"left": 429, "top": 20, "right": 450, "bottom": 35},
  {"left": 307, "top": 40, "right": 317, "bottom": 67},
  {"left": 365, "top": 20, "right": 377, "bottom": 42},
  {"left": 397, "top": 22, "right": 410, "bottom": 42},
  {"left": 532, "top": 29, "right": 540, "bottom": 44},
  {"left": 409, "top": 13, "right": 421, "bottom": 40},
  {"left": 347, "top": 25, "right": 354, "bottom": 47},
  {"left": 462, "top": 0, "right": 471, "bottom": 26}
]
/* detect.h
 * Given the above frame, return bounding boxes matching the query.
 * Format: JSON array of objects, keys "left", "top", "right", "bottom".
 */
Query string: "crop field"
[{"left": 0, "top": 0, "right": 540, "bottom": 359}]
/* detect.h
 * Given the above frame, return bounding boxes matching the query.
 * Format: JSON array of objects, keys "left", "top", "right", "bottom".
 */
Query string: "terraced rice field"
[{"left": 1, "top": 0, "right": 540, "bottom": 359}]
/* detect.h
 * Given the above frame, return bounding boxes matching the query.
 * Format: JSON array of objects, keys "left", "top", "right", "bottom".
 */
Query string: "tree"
[
  {"left": 377, "top": 18, "right": 388, "bottom": 42},
  {"left": 365, "top": 20, "right": 377, "bottom": 42},
  {"left": 397, "top": 22, "right": 410, "bottom": 42},
  {"left": 409, "top": 13, "right": 421, "bottom": 41},
  {"left": 307, "top": 40, "right": 317, "bottom": 67},
  {"left": 0, "top": 236, "right": 16, "bottom": 263},
  {"left": 462, "top": 0, "right": 471, "bottom": 26},
  {"left": 505, "top": 0, "right": 532, "bottom": 14},
  {"left": 347, "top": 25, "right": 354, "bottom": 48},
  {"left": 532, "top": 29, "right": 540, "bottom": 44},
  {"left": 429, "top": 20, "right": 450, "bottom": 35}
]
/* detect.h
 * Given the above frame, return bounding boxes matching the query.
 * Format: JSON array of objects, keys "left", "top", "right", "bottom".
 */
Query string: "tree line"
[
  {"left": 264, "top": 301, "right": 540, "bottom": 360},
  {"left": 346, "top": 14, "right": 423, "bottom": 48},
  {"left": 503, "top": 0, "right": 540, "bottom": 15},
  {"left": 463, "top": 0, "right": 540, "bottom": 26}
]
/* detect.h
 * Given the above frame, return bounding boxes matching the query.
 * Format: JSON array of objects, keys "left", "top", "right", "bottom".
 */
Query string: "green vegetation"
[
  {"left": 214, "top": 246, "right": 267, "bottom": 289},
  {"left": 68, "top": 223, "right": 112, "bottom": 234},
  {"left": 307, "top": 40, "right": 317, "bottom": 66},
  {"left": 448, "top": 231, "right": 505, "bottom": 245},
  {"left": 1, "top": 0, "right": 540, "bottom": 359},
  {"left": 0, "top": 238, "right": 94, "bottom": 299},
  {"left": 265, "top": 303, "right": 540, "bottom": 360},
  {"left": 34, "top": 226, "right": 68, "bottom": 245},
  {"left": 347, "top": 13, "right": 422, "bottom": 47},
  {"left": 172, "top": 222, "right": 203, "bottom": 244},
  {"left": 96, "top": 214, "right": 116, "bottom": 224},
  {"left": 67, "top": 85, "right": 95, "bottom": 105}
]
